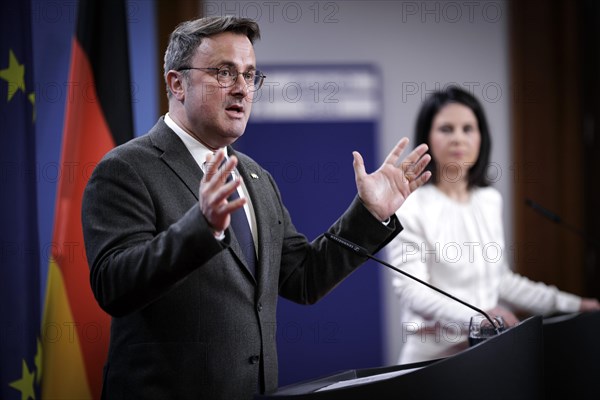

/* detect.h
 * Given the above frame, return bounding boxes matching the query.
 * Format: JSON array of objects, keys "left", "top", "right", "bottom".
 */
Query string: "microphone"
[
  {"left": 525, "top": 198, "right": 599, "bottom": 247},
  {"left": 324, "top": 232, "right": 501, "bottom": 334}
]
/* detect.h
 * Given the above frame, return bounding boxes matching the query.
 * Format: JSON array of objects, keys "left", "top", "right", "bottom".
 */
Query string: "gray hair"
[{"left": 163, "top": 16, "right": 261, "bottom": 97}]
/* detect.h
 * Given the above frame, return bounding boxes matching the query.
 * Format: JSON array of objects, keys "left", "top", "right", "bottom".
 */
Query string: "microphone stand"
[
  {"left": 526, "top": 198, "right": 599, "bottom": 247},
  {"left": 325, "top": 232, "right": 502, "bottom": 335}
]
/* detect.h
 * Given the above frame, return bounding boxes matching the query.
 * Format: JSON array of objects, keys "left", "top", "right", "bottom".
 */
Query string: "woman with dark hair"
[{"left": 387, "top": 86, "right": 600, "bottom": 364}]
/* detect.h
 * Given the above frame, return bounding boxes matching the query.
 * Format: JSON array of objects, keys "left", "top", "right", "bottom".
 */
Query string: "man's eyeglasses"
[{"left": 177, "top": 66, "right": 266, "bottom": 91}]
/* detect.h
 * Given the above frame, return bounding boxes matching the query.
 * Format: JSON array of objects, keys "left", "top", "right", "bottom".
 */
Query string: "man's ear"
[{"left": 166, "top": 70, "right": 185, "bottom": 100}]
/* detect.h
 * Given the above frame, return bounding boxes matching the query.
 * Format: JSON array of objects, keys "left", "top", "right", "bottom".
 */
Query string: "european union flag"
[{"left": 0, "top": 0, "right": 41, "bottom": 399}]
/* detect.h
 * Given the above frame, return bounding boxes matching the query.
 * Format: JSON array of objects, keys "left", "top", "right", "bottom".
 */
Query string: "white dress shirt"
[{"left": 164, "top": 113, "right": 258, "bottom": 252}]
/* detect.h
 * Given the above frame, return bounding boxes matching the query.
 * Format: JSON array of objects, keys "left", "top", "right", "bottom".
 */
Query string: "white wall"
[{"left": 204, "top": 0, "right": 512, "bottom": 365}]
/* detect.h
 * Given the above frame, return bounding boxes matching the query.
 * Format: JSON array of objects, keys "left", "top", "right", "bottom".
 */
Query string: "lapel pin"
[{"left": 250, "top": 173, "right": 259, "bottom": 179}]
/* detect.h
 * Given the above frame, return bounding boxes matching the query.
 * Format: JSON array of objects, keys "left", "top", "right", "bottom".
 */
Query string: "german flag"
[{"left": 42, "top": 0, "right": 133, "bottom": 398}]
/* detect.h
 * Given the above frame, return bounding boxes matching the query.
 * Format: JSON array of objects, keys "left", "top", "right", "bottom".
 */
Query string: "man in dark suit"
[{"left": 82, "top": 16, "right": 431, "bottom": 399}]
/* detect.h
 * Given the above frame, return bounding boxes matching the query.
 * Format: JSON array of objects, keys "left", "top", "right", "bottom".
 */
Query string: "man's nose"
[{"left": 230, "top": 73, "right": 249, "bottom": 97}]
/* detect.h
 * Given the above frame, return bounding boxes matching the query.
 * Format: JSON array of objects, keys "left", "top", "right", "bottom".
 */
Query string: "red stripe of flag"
[{"left": 43, "top": 0, "right": 133, "bottom": 398}]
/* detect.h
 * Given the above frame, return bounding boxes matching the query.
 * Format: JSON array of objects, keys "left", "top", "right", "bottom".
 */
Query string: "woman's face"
[{"left": 428, "top": 102, "right": 481, "bottom": 182}]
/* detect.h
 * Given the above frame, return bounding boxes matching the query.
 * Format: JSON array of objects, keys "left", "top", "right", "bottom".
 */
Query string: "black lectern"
[
  {"left": 256, "top": 316, "right": 543, "bottom": 400},
  {"left": 543, "top": 311, "right": 600, "bottom": 399}
]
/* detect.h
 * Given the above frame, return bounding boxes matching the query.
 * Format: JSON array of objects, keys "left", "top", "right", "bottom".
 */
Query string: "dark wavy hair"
[
  {"left": 414, "top": 86, "right": 492, "bottom": 188},
  {"left": 163, "top": 16, "right": 261, "bottom": 97}
]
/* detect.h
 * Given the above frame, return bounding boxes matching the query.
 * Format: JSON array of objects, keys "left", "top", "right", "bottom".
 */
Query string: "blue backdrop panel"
[{"left": 235, "top": 64, "right": 383, "bottom": 386}]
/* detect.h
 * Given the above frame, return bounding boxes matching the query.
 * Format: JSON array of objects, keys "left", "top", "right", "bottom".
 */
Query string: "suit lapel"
[
  {"left": 149, "top": 119, "right": 202, "bottom": 200},
  {"left": 149, "top": 121, "right": 263, "bottom": 286}
]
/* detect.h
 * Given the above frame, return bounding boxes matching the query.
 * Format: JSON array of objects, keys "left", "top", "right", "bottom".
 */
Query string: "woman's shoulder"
[
  {"left": 395, "top": 184, "right": 443, "bottom": 221},
  {"left": 403, "top": 184, "right": 440, "bottom": 206},
  {"left": 472, "top": 186, "right": 503, "bottom": 208}
]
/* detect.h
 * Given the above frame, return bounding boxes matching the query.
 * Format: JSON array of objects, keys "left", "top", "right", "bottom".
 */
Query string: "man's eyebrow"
[{"left": 215, "top": 61, "right": 257, "bottom": 70}]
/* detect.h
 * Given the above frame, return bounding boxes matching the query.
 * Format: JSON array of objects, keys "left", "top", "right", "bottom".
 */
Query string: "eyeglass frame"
[{"left": 177, "top": 66, "right": 266, "bottom": 91}]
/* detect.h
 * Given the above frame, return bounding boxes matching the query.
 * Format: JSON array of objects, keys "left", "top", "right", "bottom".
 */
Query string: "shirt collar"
[{"left": 164, "top": 113, "right": 227, "bottom": 170}]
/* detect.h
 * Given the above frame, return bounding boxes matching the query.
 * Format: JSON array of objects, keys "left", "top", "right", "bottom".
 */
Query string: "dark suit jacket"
[{"left": 82, "top": 118, "right": 402, "bottom": 399}]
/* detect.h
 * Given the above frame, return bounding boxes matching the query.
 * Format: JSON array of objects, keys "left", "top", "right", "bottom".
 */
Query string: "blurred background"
[{"left": 5, "top": 0, "right": 599, "bottom": 395}]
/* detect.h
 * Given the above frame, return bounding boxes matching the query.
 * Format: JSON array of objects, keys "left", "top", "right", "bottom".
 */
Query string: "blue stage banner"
[{"left": 236, "top": 64, "right": 382, "bottom": 386}]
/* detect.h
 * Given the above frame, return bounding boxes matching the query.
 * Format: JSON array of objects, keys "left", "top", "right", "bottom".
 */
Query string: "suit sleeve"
[
  {"left": 82, "top": 154, "right": 225, "bottom": 317},
  {"left": 269, "top": 169, "right": 403, "bottom": 305}
]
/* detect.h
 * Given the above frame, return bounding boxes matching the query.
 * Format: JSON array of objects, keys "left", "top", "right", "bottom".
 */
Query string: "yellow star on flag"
[
  {"left": 28, "top": 91, "right": 36, "bottom": 122},
  {"left": 0, "top": 49, "right": 26, "bottom": 101},
  {"left": 35, "top": 338, "right": 43, "bottom": 384},
  {"left": 9, "top": 359, "right": 36, "bottom": 400}
]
